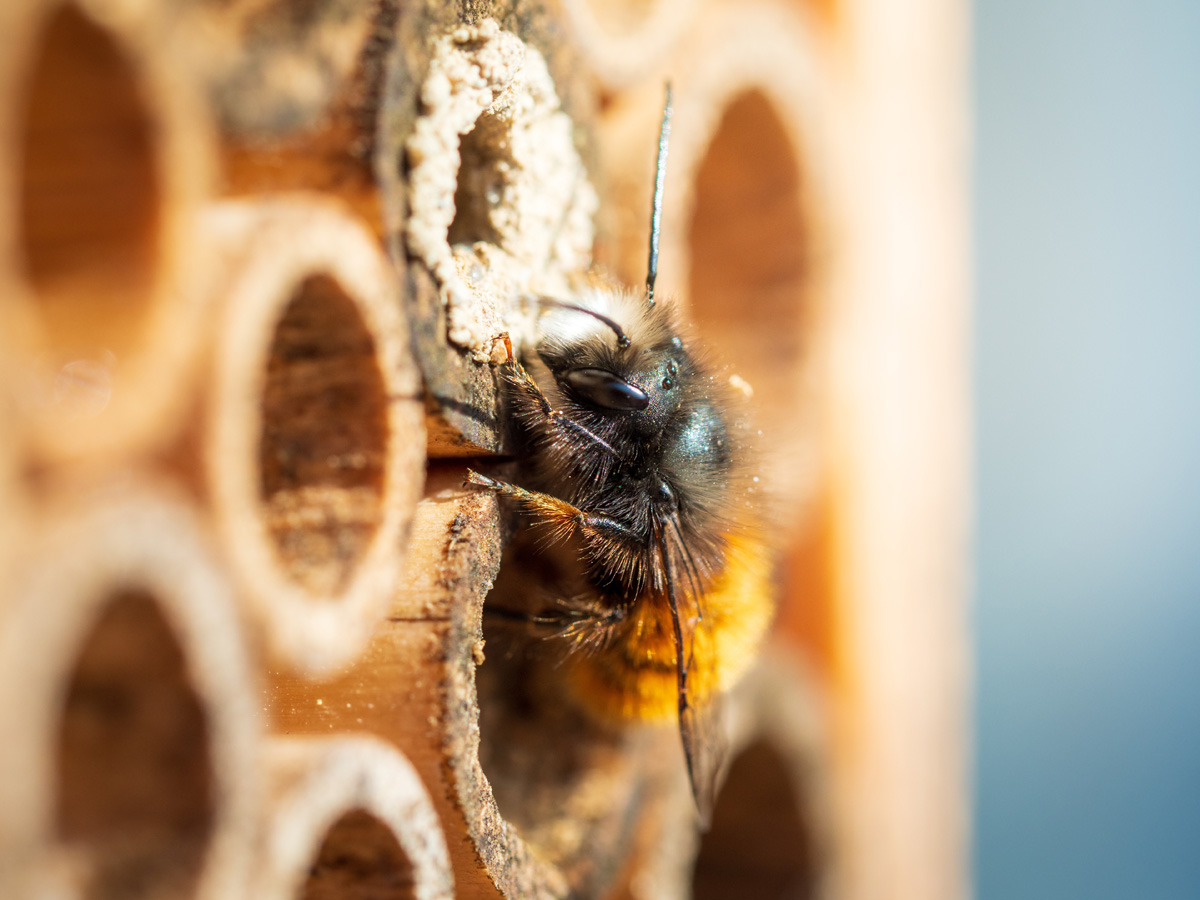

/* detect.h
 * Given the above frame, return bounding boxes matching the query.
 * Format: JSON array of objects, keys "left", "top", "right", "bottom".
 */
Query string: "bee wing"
[
  {"left": 659, "top": 516, "right": 730, "bottom": 828},
  {"left": 680, "top": 683, "right": 728, "bottom": 829}
]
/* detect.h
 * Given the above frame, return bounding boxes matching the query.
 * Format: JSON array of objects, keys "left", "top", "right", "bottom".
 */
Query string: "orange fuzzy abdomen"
[{"left": 567, "top": 531, "right": 775, "bottom": 722}]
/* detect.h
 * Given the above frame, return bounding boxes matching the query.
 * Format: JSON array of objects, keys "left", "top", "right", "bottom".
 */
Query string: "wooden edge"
[
  {"left": 0, "top": 389, "right": 18, "bottom": 584},
  {"left": 265, "top": 465, "right": 571, "bottom": 900},
  {"left": 199, "top": 194, "right": 426, "bottom": 678},
  {"left": 254, "top": 734, "right": 454, "bottom": 900},
  {"left": 554, "top": 0, "right": 696, "bottom": 90},
  {"left": 183, "top": 0, "right": 401, "bottom": 237},
  {"left": 612, "top": 647, "right": 837, "bottom": 900},
  {"left": 0, "top": 0, "right": 217, "bottom": 464},
  {"left": 716, "top": 648, "right": 839, "bottom": 899},
  {"left": 183, "top": 0, "right": 388, "bottom": 141},
  {"left": 827, "top": 1, "right": 971, "bottom": 896},
  {"left": 0, "top": 481, "right": 261, "bottom": 900}
]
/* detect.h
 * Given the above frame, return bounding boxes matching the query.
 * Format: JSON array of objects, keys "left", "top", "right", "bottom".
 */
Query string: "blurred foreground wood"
[{"left": 0, "top": 486, "right": 261, "bottom": 900}]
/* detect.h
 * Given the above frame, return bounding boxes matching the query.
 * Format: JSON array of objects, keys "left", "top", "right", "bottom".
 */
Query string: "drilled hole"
[
  {"left": 18, "top": 3, "right": 160, "bottom": 363},
  {"left": 692, "top": 740, "right": 817, "bottom": 900},
  {"left": 404, "top": 25, "right": 595, "bottom": 360},
  {"left": 688, "top": 90, "right": 808, "bottom": 426},
  {"left": 55, "top": 591, "right": 213, "bottom": 900},
  {"left": 259, "top": 273, "right": 388, "bottom": 597},
  {"left": 475, "top": 533, "right": 639, "bottom": 897},
  {"left": 301, "top": 809, "right": 415, "bottom": 900},
  {"left": 447, "top": 116, "right": 507, "bottom": 249}
]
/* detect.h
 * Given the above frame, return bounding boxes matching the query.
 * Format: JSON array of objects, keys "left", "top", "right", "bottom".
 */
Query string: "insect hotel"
[{"left": 0, "top": 0, "right": 968, "bottom": 898}]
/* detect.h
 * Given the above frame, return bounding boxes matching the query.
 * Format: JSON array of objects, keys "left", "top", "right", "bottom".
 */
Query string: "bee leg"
[
  {"left": 486, "top": 600, "right": 625, "bottom": 629},
  {"left": 465, "top": 471, "right": 642, "bottom": 545},
  {"left": 500, "top": 356, "right": 622, "bottom": 459},
  {"left": 487, "top": 593, "right": 628, "bottom": 648}
]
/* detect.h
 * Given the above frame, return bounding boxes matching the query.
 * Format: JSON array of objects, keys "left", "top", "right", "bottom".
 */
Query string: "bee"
[{"left": 467, "top": 86, "right": 773, "bottom": 825}]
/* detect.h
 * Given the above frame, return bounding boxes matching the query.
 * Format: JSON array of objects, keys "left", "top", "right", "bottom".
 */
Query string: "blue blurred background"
[{"left": 973, "top": 1, "right": 1200, "bottom": 897}]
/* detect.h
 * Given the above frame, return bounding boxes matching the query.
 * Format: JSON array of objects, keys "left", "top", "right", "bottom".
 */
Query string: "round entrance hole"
[
  {"left": 404, "top": 21, "right": 596, "bottom": 360},
  {"left": 687, "top": 90, "right": 808, "bottom": 439},
  {"left": 17, "top": 3, "right": 159, "bottom": 364},
  {"left": 473, "top": 530, "right": 648, "bottom": 898},
  {"left": 255, "top": 737, "right": 452, "bottom": 900},
  {"left": 692, "top": 739, "right": 817, "bottom": 900},
  {"left": 55, "top": 591, "right": 214, "bottom": 900},
  {"left": 207, "top": 199, "right": 424, "bottom": 675},
  {"left": 446, "top": 116, "right": 506, "bottom": 250},
  {"left": 259, "top": 272, "right": 388, "bottom": 598},
  {"left": 301, "top": 809, "right": 415, "bottom": 900}
]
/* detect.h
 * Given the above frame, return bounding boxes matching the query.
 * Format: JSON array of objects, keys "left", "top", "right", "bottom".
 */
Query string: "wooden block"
[
  {"left": 0, "top": 0, "right": 218, "bottom": 463},
  {"left": 0, "top": 0, "right": 969, "bottom": 897},
  {"left": 266, "top": 465, "right": 697, "bottom": 900},
  {"left": 266, "top": 465, "right": 531, "bottom": 900},
  {"left": 196, "top": 196, "right": 426, "bottom": 677},
  {"left": 252, "top": 735, "right": 453, "bottom": 900},
  {"left": 0, "top": 483, "right": 261, "bottom": 900}
]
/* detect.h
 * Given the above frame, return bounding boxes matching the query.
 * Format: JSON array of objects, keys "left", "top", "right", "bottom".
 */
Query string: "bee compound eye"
[{"left": 564, "top": 368, "right": 650, "bottom": 411}]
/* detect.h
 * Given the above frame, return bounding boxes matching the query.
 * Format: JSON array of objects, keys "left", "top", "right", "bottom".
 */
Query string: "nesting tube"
[
  {"left": 556, "top": 0, "right": 696, "bottom": 89},
  {"left": 691, "top": 651, "right": 836, "bottom": 900},
  {"left": 176, "top": 0, "right": 394, "bottom": 235},
  {"left": 253, "top": 736, "right": 453, "bottom": 900},
  {"left": 612, "top": 650, "right": 835, "bottom": 900},
  {"left": 0, "top": 0, "right": 215, "bottom": 460},
  {"left": 0, "top": 484, "right": 260, "bottom": 900},
  {"left": 267, "top": 467, "right": 578, "bottom": 900},
  {"left": 201, "top": 196, "right": 425, "bottom": 677},
  {"left": 265, "top": 468, "right": 660, "bottom": 899},
  {"left": 184, "top": 0, "right": 381, "bottom": 139}
]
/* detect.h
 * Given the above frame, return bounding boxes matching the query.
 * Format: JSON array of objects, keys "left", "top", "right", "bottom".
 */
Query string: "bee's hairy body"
[
  {"left": 470, "top": 286, "right": 772, "bottom": 819},
  {"left": 466, "top": 84, "right": 771, "bottom": 823}
]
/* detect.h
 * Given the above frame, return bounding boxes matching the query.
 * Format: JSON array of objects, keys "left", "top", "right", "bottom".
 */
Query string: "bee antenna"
[
  {"left": 529, "top": 295, "right": 632, "bottom": 349},
  {"left": 646, "top": 82, "right": 673, "bottom": 307}
]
